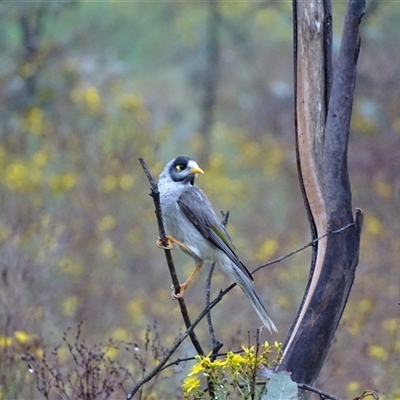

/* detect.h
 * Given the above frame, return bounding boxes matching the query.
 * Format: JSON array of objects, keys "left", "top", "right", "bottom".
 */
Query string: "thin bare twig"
[
  {"left": 125, "top": 287, "right": 227, "bottom": 399},
  {"left": 298, "top": 383, "right": 342, "bottom": 400},
  {"left": 253, "top": 221, "right": 355, "bottom": 274}
]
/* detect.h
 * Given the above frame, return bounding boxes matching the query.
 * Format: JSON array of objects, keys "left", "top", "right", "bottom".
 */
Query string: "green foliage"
[{"left": 262, "top": 372, "right": 298, "bottom": 400}]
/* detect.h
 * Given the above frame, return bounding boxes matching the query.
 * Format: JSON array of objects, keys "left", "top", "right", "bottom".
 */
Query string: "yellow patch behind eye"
[{"left": 175, "top": 165, "right": 182, "bottom": 171}]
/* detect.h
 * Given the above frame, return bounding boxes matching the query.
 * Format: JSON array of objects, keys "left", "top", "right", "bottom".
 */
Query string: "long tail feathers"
[
  {"left": 226, "top": 260, "right": 278, "bottom": 333},
  {"left": 240, "top": 281, "right": 278, "bottom": 333}
]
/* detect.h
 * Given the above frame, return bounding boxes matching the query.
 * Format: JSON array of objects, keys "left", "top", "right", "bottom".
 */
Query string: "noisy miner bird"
[{"left": 158, "top": 156, "right": 277, "bottom": 333}]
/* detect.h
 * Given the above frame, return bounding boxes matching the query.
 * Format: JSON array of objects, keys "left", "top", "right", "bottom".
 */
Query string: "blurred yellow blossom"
[
  {"left": 0, "top": 222, "right": 10, "bottom": 241},
  {"left": 24, "top": 107, "right": 44, "bottom": 135},
  {"left": 359, "top": 298, "right": 374, "bottom": 313},
  {"left": 368, "top": 345, "right": 388, "bottom": 361},
  {"left": 103, "top": 346, "right": 119, "bottom": 359},
  {"left": 71, "top": 86, "right": 101, "bottom": 113},
  {"left": 263, "top": 146, "right": 284, "bottom": 178},
  {"left": 14, "top": 331, "right": 31, "bottom": 344},
  {"left": 98, "top": 215, "right": 116, "bottom": 233},
  {"left": 127, "top": 298, "right": 144, "bottom": 323},
  {"left": 4, "top": 162, "right": 29, "bottom": 190},
  {"left": 394, "top": 341, "right": 400, "bottom": 353},
  {"left": 59, "top": 257, "right": 83, "bottom": 278},
  {"left": 55, "top": 347, "right": 69, "bottom": 362},
  {"left": 50, "top": 173, "right": 78, "bottom": 192},
  {"left": 243, "top": 141, "right": 261, "bottom": 159},
  {"left": 100, "top": 238, "right": 115, "bottom": 258},
  {"left": 382, "top": 318, "right": 399, "bottom": 334},
  {"left": 32, "top": 148, "right": 50, "bottom": 167},
  {"left": 347, "top": 320, "right": 361, "bottom": 336},
  {"left": 374, "top": 179, "right": 392, "bottom": 199},
  {"left": 112, "top": 328, "right": 130, "bottom": 342},
  {"left": 62, "top": 295, "right": 79, "bottom": 317},
  {"left": 347, "top": 381, "right": 360, "bottom": 393},
  {"left": 0, "top": 336, "right": 12, "bottom": 347},
  {"left": 100, "top": 175, "right": 117, "bottom": 192},
  {"left": 365, "top": 215, "right": 384, "bottom": 236},
  {"left": 36, "top": 347, "right": 44, "bottom": 358},
  {"left": 119, "top": 173, "right": 134, "bottom": 190},
  {"left": 84, "top": 87, "right": 100, "bottom": 112},
  {"left": 118, "top": 93, "right": 143, "bottom": 110},
  {"left": 256, "top": 238, "right": 279, "bottom": 261}
]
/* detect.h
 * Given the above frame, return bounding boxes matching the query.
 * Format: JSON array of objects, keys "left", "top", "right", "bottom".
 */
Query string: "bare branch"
[
  {"left": 298, "top": 383, "right": 342, "bottom": 400},
  {"left": 253, "top": 221, "right": 356, "bottom": 274},
  {"left": 125, "top": 285, "right": 228, "bottom": 399}
]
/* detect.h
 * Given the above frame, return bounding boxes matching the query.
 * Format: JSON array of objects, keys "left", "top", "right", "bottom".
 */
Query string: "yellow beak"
[{"left": 190, "top": 167, "right": 204, "bottom": 175}]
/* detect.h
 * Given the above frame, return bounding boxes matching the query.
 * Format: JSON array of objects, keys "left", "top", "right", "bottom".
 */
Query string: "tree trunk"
[{"left": 277, "top": 0, "right": 365, "bottom": 386}]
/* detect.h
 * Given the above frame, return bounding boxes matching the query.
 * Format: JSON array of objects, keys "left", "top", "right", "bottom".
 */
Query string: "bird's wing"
[{"left": 178, "top": 187, "right": 254, "bottom": 282}]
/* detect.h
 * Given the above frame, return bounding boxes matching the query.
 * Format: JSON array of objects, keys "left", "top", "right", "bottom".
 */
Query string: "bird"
[{"left": 157, "top": 156, "right": 277, "bottom": 333}]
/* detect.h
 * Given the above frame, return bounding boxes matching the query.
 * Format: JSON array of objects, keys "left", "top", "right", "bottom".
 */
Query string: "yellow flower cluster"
[
  {"left": 182, "top": 341, "right": 282, "bottom": 399},
  {"left": 0, "top": 146, "right": 81, "bottom": 194},
  {"left": 100, "top": 173, "right": 134, "bottom": 192}
]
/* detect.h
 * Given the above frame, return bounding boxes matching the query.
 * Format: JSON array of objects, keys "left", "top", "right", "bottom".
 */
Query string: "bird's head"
[{"left": 164, "top": 156, "right": 204, "bottom": 186}]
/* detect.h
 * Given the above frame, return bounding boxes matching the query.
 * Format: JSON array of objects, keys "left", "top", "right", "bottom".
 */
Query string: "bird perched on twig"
[{"left": 157, "top": 156, "right": 277, "bottom": 333}]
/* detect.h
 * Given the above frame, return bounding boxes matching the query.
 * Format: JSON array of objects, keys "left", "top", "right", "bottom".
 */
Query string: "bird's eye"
[{"left": 175, "top": 165, "right": 184, "bottom": 171}]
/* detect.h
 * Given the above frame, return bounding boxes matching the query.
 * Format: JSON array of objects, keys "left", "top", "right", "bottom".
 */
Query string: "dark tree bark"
[{"left": 277, "top": 0, "right": 365, "bottom": 386}]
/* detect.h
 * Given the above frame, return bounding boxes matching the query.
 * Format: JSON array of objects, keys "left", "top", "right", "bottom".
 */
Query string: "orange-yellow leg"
[
  {"left": 156, "top": 236, "right": 203, "bottom": 298},
  {"left": 172, "top": 261, "right": 204, "bottom": 299}
]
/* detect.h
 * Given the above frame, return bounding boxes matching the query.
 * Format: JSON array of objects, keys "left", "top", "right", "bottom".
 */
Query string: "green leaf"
[{"left": 262, "top": 371, "right": 298, "bottom": 400}]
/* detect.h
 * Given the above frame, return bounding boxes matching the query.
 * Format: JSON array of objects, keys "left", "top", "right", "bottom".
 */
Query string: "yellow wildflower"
[{"left": 182, "top": 376, "right": 201, "bottom": 395}]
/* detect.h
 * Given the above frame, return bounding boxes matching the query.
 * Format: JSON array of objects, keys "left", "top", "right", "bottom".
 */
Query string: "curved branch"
[{"left": 278, "top": 0, "right": 365, "bottom": 385}]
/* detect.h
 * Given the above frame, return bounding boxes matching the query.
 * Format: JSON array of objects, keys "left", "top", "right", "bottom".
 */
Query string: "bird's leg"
[{"left": 172, "top": 261, "right": 204, "bottom": 299}]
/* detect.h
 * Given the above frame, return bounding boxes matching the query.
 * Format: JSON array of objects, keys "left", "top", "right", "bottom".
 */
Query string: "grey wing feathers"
[{"left": 178, "top": 187, "right": 254, "bottom": 282}]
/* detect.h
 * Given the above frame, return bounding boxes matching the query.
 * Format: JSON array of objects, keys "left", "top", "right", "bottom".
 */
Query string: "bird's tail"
[
  {"left": 228, "top": 262, "right": 278, "bottom": 333},
  {"left": 239, "top": 280, "right": 278, "bottom": 333}
]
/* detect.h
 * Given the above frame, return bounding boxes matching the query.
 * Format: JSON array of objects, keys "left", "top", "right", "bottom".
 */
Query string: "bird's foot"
[
  {"left": 171, "top": 284, "right": 186, "bottom": 300},
  {"left": 157, "top": 236, "right": 173, "bottom": 250}
]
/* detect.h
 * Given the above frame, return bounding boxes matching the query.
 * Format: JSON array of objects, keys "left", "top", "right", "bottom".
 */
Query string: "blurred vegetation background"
[{"left": 0, "top": 1, "right": 399, "bottom": 398}]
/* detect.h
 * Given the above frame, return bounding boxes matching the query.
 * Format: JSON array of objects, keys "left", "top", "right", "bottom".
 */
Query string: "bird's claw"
[
  {"left": 171, "top": 284, "right": 185, "bottom": 300},
  {"left": 157, "top": 237, "right": 173, "bottom": 250}
]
